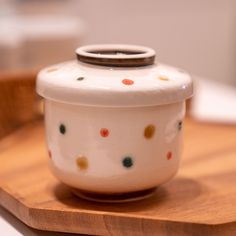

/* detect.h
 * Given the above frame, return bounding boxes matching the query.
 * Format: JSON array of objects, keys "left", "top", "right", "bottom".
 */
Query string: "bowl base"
[{"left": 71, "top": 187, "right": 157, "bottom": 203}]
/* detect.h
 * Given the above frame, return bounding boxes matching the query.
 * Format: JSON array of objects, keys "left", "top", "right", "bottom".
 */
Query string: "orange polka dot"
[
  {"left": 122, "top": 79, "right": 134, "bottom": 85},
  {"left": 144, "top": 125, "right": 155, "bottom": 139},
  {"left": 76, "top": 156, "right": 88, "bottom": 170},
  {"left": 167, "top": 152, "right": 172, "bottom": 160},
  {"left": 159, "top": 76, "right": 169, "bottom": 81},
  {"left": 100, "top": 128, "right": 109, "bottom": 137}
]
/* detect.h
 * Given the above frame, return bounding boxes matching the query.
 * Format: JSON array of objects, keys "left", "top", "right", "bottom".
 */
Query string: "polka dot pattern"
[
  {"left": 144, "top": 125, "right": 155, "bottom": 139},
  {"left": 122, "top": 157, "right": 133, "bottom": 168},
  {"left": 39, "top": 59, "right": 192, "bottom": 108},
  {"left": 76, "top": 156, "right": 88, "bottom": 170},
  {"left": 100, "top": 128, "right": 109, "bottom": 137},
  {"left": 56, "top": 116, "right": 180, "bottom": 170},
  {"left": 122, "top": 79, "right": 134, "bottom": 85},
  {"left": 59, "top": 124, "right": 66, "bottom": 134},
  {"left": 43, "top": 57, "right": 191, "bottom": 176}
]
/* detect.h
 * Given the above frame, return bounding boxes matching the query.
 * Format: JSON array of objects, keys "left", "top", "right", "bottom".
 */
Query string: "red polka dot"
[
  {"left": 167, "top": 152, "right": 172, "bottom": 160},
  {"left": 122, "top": 79, "right": 134, "bottom": 85},
  {"left": 100, "top": 128, "right": 109, "bottom": 137},
  {"left": 48, "top": 150, "right": 52, "bottom": 159}
]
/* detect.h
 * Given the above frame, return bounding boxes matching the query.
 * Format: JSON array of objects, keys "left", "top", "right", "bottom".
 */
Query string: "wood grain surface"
[
  {"left": 0, "top": 118, "right": 236, "bottom": 235},
  {"left": 0, "top": 70, "right": 42, "bottom": 139}
]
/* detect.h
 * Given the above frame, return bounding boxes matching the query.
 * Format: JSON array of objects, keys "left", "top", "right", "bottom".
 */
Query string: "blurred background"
[
  {"left": 1, "top": 0, "right": 236, "bottom": 84},
  {"left": 0, "top": 0, "right": 236, "bottom": 125}
]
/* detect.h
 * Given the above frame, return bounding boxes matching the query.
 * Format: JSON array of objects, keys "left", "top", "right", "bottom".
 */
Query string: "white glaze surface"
[
  {"left": 37, "top": 61, "right": 192, "bottom": 107},
  {"left": 45, "top": 100, "right": 185, "bottom": 193},
  {"left": 37, "top": 45, "right": 193, "bottom": 195}
]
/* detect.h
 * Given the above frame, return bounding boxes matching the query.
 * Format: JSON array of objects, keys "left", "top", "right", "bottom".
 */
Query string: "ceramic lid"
[{"left": 37, "top": 44, "right": 193, "bottom": 107}]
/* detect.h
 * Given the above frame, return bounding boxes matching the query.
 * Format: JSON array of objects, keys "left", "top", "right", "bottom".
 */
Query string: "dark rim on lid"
[{"left": 76, "top": 44, "right": 156, "bottom": 67}]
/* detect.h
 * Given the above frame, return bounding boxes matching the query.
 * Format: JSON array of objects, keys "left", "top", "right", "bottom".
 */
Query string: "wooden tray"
[{"left": 1, "top": 118, "right": 236, "bottom": 235}]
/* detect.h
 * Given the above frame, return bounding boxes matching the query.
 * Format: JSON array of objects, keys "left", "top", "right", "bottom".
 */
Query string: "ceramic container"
[{"left": 37, "top": 44, "right": 193, "bottom": 202}]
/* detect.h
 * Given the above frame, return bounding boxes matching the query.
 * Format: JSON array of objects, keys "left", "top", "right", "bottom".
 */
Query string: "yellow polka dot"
[
  {"left": 144, "top": 125, "right": 155, "bottom": 139},
  {"left": 47, "top": 67, "right": 58, "bottom": 73},
  {"left": 76, "top": 156, "right": 88, "bottom": 170},
  {"left": 159, "top": 76, "right": 169, "bottom": 81}
]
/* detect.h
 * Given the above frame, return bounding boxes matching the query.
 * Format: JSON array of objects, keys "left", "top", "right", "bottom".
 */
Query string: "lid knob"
[{"left": 75, "top": 44, "right": 156, "bottom": 67}]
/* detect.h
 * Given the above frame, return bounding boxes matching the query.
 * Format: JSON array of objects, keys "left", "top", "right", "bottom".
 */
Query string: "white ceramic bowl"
[{"left": 37, "top": 44, "right": 193, "bottom": 200}]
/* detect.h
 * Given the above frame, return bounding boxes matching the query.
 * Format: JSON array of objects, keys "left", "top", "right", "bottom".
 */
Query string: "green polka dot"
[
  {"left": 59, "top": 124, "right": 66, "bottom": 134},
  {"left": 122, "top": 157, "right": 133, "bottom": 168}
]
